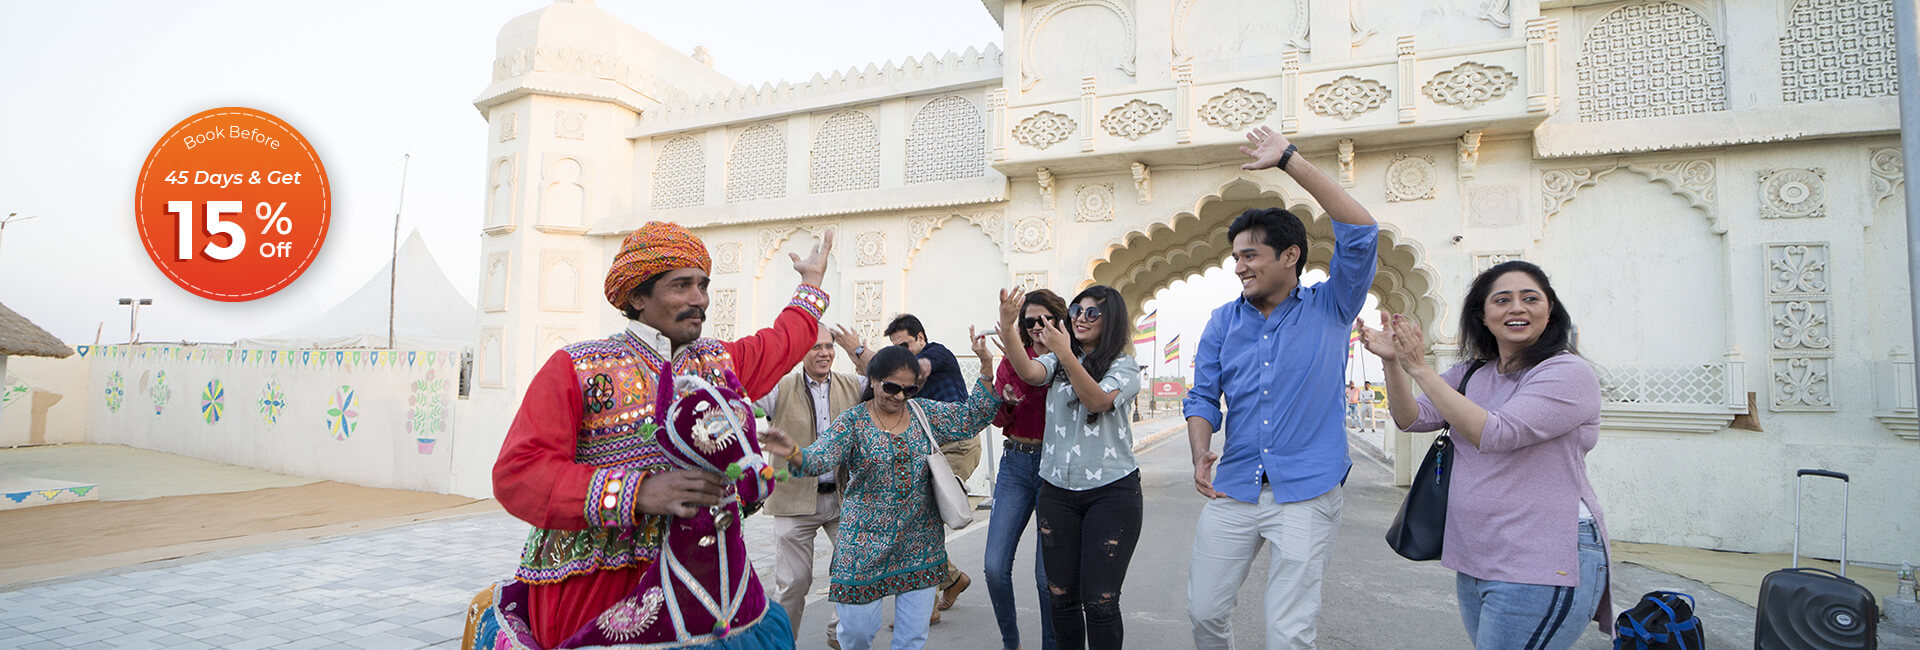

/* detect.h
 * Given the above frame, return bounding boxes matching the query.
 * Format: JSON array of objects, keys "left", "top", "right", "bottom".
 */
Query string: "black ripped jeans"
[{"left": 1036, "top": 470, "right": 1143, "bottom": 650}]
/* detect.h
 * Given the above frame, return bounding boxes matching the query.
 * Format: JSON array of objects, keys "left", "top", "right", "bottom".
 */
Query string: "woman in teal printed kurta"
[{"left": 760, "top": 338, "right": 1000, "bottom": 650}]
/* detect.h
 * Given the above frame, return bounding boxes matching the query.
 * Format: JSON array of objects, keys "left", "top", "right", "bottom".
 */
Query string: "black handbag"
[{"left": 1384, "top": 359, "right": 1486, "bottom": 561}]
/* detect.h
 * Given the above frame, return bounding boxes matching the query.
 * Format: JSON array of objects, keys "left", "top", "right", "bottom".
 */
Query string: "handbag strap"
[
  {"left": 1439, "top": 359, "right": 1490, "bottom": 435},
  {"left": 908, "top": 400, "right": 937, "bottom": 452}
]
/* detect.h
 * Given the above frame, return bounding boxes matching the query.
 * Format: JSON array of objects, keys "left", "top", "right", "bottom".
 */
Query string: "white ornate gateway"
[{"left": 468, "top": 0, "right": 1916, "bottom": 564}]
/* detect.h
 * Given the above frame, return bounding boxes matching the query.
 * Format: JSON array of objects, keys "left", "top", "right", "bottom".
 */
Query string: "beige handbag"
[{"left": 909, "top": 401, "right": 974, "bottom": 529}]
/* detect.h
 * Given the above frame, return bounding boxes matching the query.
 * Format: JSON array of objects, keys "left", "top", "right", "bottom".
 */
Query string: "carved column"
[
  {"left": 1525, "top": 18, "right": 1551, "bottom": 113},
  {"left": 1174, "top": 62, "right": 1194, "bottom": 144},
  {"left": 1396, "top": 36, "right": 1417, "bottom": 124},
  {"left": 1281, "top": 50, "right": 1301, "bottom": 134},
  {"left": 1080, "top": 76, "right": 1098, "bottom": 153},
  {"left": 988, "top": 88, "right": 1008, "bottom": 161}
]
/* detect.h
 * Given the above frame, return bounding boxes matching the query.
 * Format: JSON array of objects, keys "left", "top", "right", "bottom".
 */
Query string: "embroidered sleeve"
[
  {"left": 583, "top": 466, "right": 643, "bottom": 527},
  {"left": 920, "top": 376, "right": 1004, "bottom": 445}
]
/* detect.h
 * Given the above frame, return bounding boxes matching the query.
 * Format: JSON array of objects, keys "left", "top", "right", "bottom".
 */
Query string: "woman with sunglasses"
[
  {"left": 984, "top": 288, "right": 1070, "bottom": 650},
  {"left": 996, "top": 285, "right": 1143, "bottom": 650},
  {"left": 759, "top": 333, "right": 1001, "bottom": 650}
]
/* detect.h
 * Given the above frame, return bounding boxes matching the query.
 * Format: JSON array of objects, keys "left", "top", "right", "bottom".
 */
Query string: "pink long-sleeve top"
[{"left": 1405, "top": 351, "right": 1614, "bottom": 635}]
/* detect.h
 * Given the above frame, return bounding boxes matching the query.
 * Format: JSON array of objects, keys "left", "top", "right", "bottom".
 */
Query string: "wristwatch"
[{"left": 854, "top": 345, "right": 867, "bottom": 356}]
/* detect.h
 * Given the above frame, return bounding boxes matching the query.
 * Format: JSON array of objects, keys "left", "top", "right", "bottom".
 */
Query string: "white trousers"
[
  {"left": 835, "top": 587, "right": 936, "bottom": 650},
  {"left": 773, "top": 489, "right": 841, "bottom": 643},
  {"left": 1187, "top": 485, "right": 1344, "bottom": 650}
]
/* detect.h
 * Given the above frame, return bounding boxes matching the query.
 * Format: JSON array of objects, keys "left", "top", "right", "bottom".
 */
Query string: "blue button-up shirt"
[{"left": 1183, "top": 221, "right": 1378, "bottom": 505}]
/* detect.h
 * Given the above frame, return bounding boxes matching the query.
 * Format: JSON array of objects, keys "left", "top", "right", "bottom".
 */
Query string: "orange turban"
[{"left": 604, "top": 221, "right": 711, "bottom": 309}]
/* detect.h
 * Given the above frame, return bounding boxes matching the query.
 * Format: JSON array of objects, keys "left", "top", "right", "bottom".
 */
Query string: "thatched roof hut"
[{"left": 0, "top": 301, "right": 72, "bottom": 359}]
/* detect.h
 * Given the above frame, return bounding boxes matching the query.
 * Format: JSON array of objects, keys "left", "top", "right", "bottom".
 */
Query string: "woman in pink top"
[
  {"left": 984, "top": 289, "right": 1069, "bottom": 650},
  {"left": 1360, "top": 260, "right": 1612, "bottom": 649}
]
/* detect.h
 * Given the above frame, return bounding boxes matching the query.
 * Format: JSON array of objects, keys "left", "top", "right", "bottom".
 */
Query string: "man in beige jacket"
[{"left": 758, "top": 327, "right": 865, "bottom": 648}]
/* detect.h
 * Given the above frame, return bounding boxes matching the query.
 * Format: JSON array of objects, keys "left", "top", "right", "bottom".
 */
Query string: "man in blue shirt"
[{"left": 1183, "top": 126, "right": 1379, "bottom": 649}]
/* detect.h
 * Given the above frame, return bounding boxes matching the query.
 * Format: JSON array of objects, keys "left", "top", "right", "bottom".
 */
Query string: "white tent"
[{"left": 238, "top": 230, "right": 477, "bottom": 350}]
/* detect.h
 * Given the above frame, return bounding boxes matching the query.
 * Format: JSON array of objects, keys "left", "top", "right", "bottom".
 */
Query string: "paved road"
[{"left": 1, "top": 430, "right": 1619, "bottom": 649}]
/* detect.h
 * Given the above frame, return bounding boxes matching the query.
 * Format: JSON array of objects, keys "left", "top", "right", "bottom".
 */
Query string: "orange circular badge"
[{"left": 135, "top": 107, "right": 330, "bottom": 302}]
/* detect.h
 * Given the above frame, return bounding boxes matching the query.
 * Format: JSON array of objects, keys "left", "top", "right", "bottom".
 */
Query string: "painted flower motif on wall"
[
  {"left": 258, "top": 379, "right": 287, "bottom": 429},
  {"left": 151, "top": 371, "right": 172, "bottom": 415},
  {"left": 200, "top": 379, "right": 225, "bottom": 425},
  {"left": 326, "top": 385, "right": 359, "bottom": 441},
  {"left": 409, "top": 370, "right": 450, "bottom": 454},
  {"left": 104, "top": 371, "right": 125, "bottom": 413}
]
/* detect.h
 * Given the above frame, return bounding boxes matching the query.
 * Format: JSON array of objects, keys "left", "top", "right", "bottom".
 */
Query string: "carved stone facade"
[
  {"left": 714, "top": 242, "right": 742, "bottom": 274},
  {"left": 1101, "top": 100, "right": 1171, "bottom": 140},
  {"left": 710, "top": 289, "right": 737, "bottom": 341},
  {"left": 1013, "top": 111, "right": 1077, "bottom": 150},
  {"left": 1869, "top": 147, "right": 1904, "bottom": 206},
  {"left": 1385, "top": 154, "right": 1437, "bottom": 202},
  {"left": 1758, "top": 168, "right": 1827, "bottom": 219},
  {"left": 649, "top": 136, "right": 704, "bottom": 210},
  {"left": 725, "top": 124, "right": 787, "bottom": 202},
  {"left": 1306, "top": 77, "right": 1390, "bottom": 120},
  {"left": 1767, "top": 243, "right": 1834, "bottom": 411},
  {"left": 1422, "top": 62, "right": 1519, "bottom": 110},
  {"left": 1075, "top": 183, "right": 1115, "bottom": 222},
  {"left": 1012, "top": 215, "right": 1054, "bottom": 253},
  {"left": 1575, "top": 1, "right": 1726, "bottom": 122},
  {"left": 856, "top": 231, "right": 887, "bottom": 267},
  {"left": 906, "top": 96, "right": 987, "bottom": 184},
  {"left": 1780, "top": 0, "right": 1897, "bottom": 103},
  {"left": 1198, "top": 88, "right": 1277, "bottom": 130},
  {"left": 811, "top": 111, "right": 881, "bottom": 193}
]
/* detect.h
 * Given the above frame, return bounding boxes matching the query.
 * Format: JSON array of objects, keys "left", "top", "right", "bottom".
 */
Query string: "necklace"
[{"left": 869, "top": 403, "right": 908, "bottom": 432}]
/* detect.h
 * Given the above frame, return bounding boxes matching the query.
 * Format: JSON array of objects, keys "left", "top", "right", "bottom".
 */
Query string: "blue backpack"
[{"left": 1615, "top": 591, "right": 1705, "bottom": 649}]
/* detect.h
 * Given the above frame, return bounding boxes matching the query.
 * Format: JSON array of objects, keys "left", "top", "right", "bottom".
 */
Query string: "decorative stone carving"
[
  {"left": 1100, "top": 100, "right": 1171, "bottom": 141},
  {"left": 1772, "top": 357, "right": 1834, "bottom": 410},
  {"left": 1037, "top": 168, "right": 1057, "bottom": 211},
  {"left": 1474, "top": 251, "right": 1525, "bottom": 272},
  {"left": 538, "top": 250, "right": 582, "bottom": 313},
  {"left": 1768, "top": 243, "right": 1830, "bottom": 296},
  {"left": 1622, "top": 159, "right": 1721, "bottom": 233},
  {"left": 1422, "top": 62, "right": 1520, "bottom": 110},
  {"left": 810, "top": 110, "right": 880, "bottom": 194},
  {"left": 1870, "top": 147, "right": 1904, "bottom": 207},
  {"left": 650, "top": 136, "right": 705, "bottom": 210},
  {"left": 1130, "top": 162, "right": 1151, "bottom": 203},
  {"left": 714, "top": 242, "right": 742, "bottom": 274},
  {"left": 710, "top": 290, "right": 737, "bottom": 341},
  {"left": 854, "top": 281, "right": 883, "bottom": 318},
  {"left": 1013, "top": 111, "right": 1077, "bottom": 150},
  {"left": 1758, "top": 168, "right": 1827, "bottom": 219},
  {"left": 1337, "top": 139, "right": 1356, "bottom": 188},
  {"left": 856, "top": 320, "right": 883, "bottom": 349},
  {"left": 757, "top": 227, "right": 797, "bottom": 276},
  {"left": 499, "top": 112, "right": 517, "bottom": 142},
  {"left": 555, "top": 111, "right": 586, "bottom": 140},
  {"left": 1469, "top": 184, "right": 1523, "bottom": 228},
  {"left": 488, "top": 156, "right": 517, "bottom": 232},
  {"left": 725, "top": 124, "right": 786, "bottom": 203},
  {"left": 1196, "top": 88, "right": 1277, "bottom": 131},
  {"left": 1076, "top": 183, "right": 1115, "bottom": 222},
  {"left": 856, "top": 232, "right": 886, "bottom": 267},
  {"left": 1351, "top": 0, "right": 1376, "bottom": 46},
  {"left": 1541, "top": 167, "right": 1605, "bottom": 219},
  {"left": 1781, "top": 0, "right": 1897, "bottom": 104},
  {"left": 1458, "top": 130, "right": 1483, "bottom": 181},
  {"left": 1021, "top": 0, "right": 1137, "bottom": 92},
  {"left": 1306, "top": 77, "right": 1391, "bottom": 120},
  {"left": 1015, "top": 272, "right": 1050, "bottom": 292},
  {"left": 1013, "top": 216, "right": 1054, "bottom": 253},
  {"left": 1172, "top": 0, "right": 1309, "bottom": 60},
  {"left": 1576, "top": 2, "right": 1727, "bottom": 122},
  {"left": 906, "top": 96, "right": 987, "bottom": 184},
  {"left": 538, "top": 156, "right": 588, "bottom": 231},
  {"left": 1480, "top": 0, "right": 1513, "bottom": 28},
  {"left": 1772, "top": 300, "right": 1833, "bottom": 351},
  {"left": 1385, "top": 154, "right": 1437, "bottom": 202},
  {"left": 904, "top": 210, "right": 1006, "bottom": 265}
]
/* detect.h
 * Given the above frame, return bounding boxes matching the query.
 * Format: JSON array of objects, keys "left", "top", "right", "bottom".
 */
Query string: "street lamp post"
[
  {"left": 1899, "top": 0, "right": 1920, "bottom": 403},
  {"left": 117, "top": 298, "right": 152, "bottom": 344}
]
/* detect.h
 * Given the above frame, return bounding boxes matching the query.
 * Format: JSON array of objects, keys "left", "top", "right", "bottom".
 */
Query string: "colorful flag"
[
  {"left": 1164, "top": 334, "right": 1180, "bottom": 365},
  {"left": 1348, "top": 324, "right": 1362, "bottom": 358},
  {"left": 1133, "top": 310, "right": 1157, "bottom": 346}
]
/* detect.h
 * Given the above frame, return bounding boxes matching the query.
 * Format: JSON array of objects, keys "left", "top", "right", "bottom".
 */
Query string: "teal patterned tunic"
[{"left": 791, "top": 376, "right": 1001, "bottom": 604}]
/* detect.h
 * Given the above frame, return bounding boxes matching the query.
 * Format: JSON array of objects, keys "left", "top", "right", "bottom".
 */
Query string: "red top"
[
  {"left": 492, "top": 300, "right": 819, "bottom": 646},
  {"left": 991, "top": 351, "right": 1048, "bottom": 443}
]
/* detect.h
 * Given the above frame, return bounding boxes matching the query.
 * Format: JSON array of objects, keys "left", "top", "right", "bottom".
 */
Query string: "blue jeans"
[
  {"left": 984, "top": 446, "right": 1055, "bottom": 650},
  {"left": 1456, "top": 519, "right": 1609, "bottom": 650},
  {"left": 837, "top": 587, "right": 935, "bottom": 650}
]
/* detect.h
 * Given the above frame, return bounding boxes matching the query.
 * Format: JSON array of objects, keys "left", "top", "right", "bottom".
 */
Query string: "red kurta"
[{"left": 492, "top": 293, "right": 822, "bottom": 647}]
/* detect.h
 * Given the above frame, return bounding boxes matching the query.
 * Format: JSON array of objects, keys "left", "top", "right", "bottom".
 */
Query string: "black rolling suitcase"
[{"left": 1754, "top": 469, "right": 1878, "bottom": 649}]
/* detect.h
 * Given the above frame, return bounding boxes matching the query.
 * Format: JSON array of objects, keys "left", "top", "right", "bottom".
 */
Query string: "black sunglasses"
[
  {"left": 1069, "top": 304, "right": 1103, "bottom": 322},
  {"left": 879, "top": 381, "right": 921, "bottom": 397},
  {"left": 1020, "top": 315, "right": 1055, "bottom": 329}
]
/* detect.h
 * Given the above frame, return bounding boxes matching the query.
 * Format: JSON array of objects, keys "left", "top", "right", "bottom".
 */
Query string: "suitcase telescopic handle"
[
  {"left": 1796, "top": 469, "right": 1850, "bottom": 482},
  {"left": 1793, "top": 468, "right": 1850, "bottom": 575}
]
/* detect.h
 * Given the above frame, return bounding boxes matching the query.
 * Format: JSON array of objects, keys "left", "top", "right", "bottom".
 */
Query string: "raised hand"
[
  {"left": 1357, "top": 312, "right": 1397, "bottom": 364},
  {"left": 1238, "top": 126, "right": 1297, "bottom": 171},
  {"left": 790, "top": 228, "right": 835, "bottom": 287},
  {"left": 969, "top": 325, "right": 993, "bottom": 361},
  {"left": 831, "top": 323, "right": 863, "bottom": 353},
  {"left": 997, "top": 287, "right": 1024, "bottom": 327},
  {"left": 758, "top": 426, "right": 796, "bottom": 459},
  {"left": 1038, "top": 316, "right": 1073, "bottom": 354},
  {"left": 1388, "top": 313, "right": 1429, "bottom": 371}
]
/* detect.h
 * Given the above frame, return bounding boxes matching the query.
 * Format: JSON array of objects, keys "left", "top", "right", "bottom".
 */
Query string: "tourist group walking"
[{"left": 463, "top": 126, "right": 1612, "bottom": 650}]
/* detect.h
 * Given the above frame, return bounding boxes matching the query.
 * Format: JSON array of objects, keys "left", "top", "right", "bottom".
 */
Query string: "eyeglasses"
[
  {"left": 1020, "top": 316, "right": 1054, "bottom": 329},
  {"left": 879, "top": 381, "right": 921, "bottom": 397},
  {"left": 1069, "top": 304, "right": 1103, "bottom": 323}
]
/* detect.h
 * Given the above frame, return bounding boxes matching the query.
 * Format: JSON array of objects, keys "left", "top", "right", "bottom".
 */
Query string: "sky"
[{"left": 0, "top": 0, "right": 1383, "bottom": 380}]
